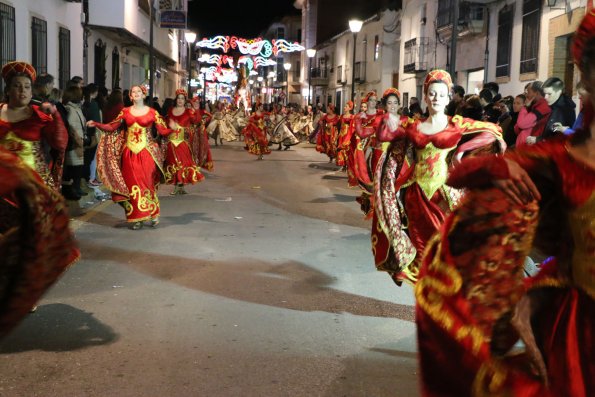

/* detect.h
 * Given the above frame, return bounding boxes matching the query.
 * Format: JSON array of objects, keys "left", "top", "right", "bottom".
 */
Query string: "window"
[
  {"left": 0, "top": 2, "right": 15, "bottom": 93},
  {"left": 297, "top": 29, "right": 302, "bottom": 43},
  {"left": 31, "top": 17, "right": 47, "bottom": 75},
  {"left": 58, "top": 27, "right": 70, "bottom": 89},
  {"left": 495, "top": 5, "right": 513, "bottom": 78},
  {"left": 374, "top": 35, "right": 380, "bottom": 61},
  {"left": 276, "top": 27, "right": 285, "bottom": 39},
  {"left": 293, "top": 61, "right": 300, "bottom": 80},
  {"left": 437, "top": 0, "right": 454, "bottom": 28},
  {"left": 112, "top": 47, "right": 120, "bottom": 89},
  {"left": 138, "top": 0, "right": 150, "bottom": 14},
  {"left": 520, "top": 0, "right": 540, "bottom": 74},
  {"left": 94, "top": 39, "right": 107, "bottom": 87},
  {"left": 336, "top": 65, "right": 343, "bottom": 83},
  {"left": 276, "top": 57, "right": 284, "bottom": 81}
]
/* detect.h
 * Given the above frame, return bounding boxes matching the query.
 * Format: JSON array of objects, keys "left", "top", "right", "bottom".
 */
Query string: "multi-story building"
[
  {"left": 308, "top": 8, "right": 401, "bottom": 110},
  {"left": 86, "top": 0, "right": 185, "bottom": 99},
  {"left": 261, "top": 14, "right": 302, "bottom": 105},
  {"left": 400, "top": 0, "right": 589, "bottom": 107},
  {"left": 0, "top": 0, "right": 84, "bottom": 92}
]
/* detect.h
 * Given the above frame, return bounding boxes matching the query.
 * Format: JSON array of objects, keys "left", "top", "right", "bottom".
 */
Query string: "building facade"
[{"left": 0, "top": 0, "right": 84, "bottom": 92}]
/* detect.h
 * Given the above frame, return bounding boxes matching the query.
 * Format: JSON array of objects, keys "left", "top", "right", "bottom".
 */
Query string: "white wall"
[{"left": 8, "top": 0, "right": 83, "bottom": 78}]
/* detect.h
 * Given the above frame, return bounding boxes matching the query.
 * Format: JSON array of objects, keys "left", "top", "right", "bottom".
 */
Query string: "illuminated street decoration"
[
  {"left": 196, "top": 35, "right": 303, "bottom": 58},
  {"left": 272, "top": 39, "right": 305, "bottom": 55},
  {"left": 197, "top": 54, "right": 221, "bottom": 65},
  {"left": 196, "top": 35, "right": 229, "bottom": 52},
  {"left": 237, "top": 56, "right": 254, "bottom": 70},
  {"left": 254, "top": 56, "right": 277, "bottom": 68}
]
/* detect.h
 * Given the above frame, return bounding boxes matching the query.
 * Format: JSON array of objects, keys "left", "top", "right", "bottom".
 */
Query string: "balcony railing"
[
  {"left": 436, "top": 1, "right": 487, "bottom": 40},
  {"left": 403, "top": 37, "right": 429, "bottom": 74},
  {"left": 310, "top": 67, "right": 329, "bottom": 86}
]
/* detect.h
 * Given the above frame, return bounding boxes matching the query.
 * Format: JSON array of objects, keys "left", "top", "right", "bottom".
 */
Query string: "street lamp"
[
  {"left": 184, "top": 31, "right": 197, "bottom": 95},
  {"left": 348, "top": 19, "right": 363, "bottom": 102},
  {"left": 283, "top": 62, "right": 291, "bottom": 105},
  {"left": 306, "top": 48, "right": 316, "bottom": 106}
]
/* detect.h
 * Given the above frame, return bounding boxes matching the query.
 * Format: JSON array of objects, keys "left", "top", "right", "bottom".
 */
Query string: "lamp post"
[
  {"left": 283, "top": 62, "right": 291, "bottom": 105},
  {"left": 257, "top": 76, "right": 263, "bottom": 104},
  {"left": 348, "top": 19, "right": 363, "bottom": 102},
  {"left": 184, "top": 31, "right": 197, "bottom": 95},
  {"left": 306, "top": 48, "right": 316, "bottom": 106}
]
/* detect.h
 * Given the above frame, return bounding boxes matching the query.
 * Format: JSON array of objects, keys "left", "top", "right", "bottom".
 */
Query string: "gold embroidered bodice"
[
  {"left": 169, "top": 128, "right": 185, "bottom": 146},
  {"left": 410, "top": 142, "right": 456, "bottom": 199},
  {"left": 0, "top": 131, "right": 36, "bottom": 169},
  {"left": 126, "top": 122, "right": 149, "bottom": 154}
]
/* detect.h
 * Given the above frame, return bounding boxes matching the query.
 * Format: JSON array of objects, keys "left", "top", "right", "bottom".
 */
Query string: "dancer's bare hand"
[
  {"left": 494, "top": 158, "right": 541, "bottom": 205},
  {"left": 511, "top": 295, "right": 549, "bottom": 387}
]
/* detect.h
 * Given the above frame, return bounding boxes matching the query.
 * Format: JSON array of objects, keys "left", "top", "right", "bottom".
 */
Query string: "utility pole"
[{"left": 149, "top": 0, "right": 155, "bottom": 101}]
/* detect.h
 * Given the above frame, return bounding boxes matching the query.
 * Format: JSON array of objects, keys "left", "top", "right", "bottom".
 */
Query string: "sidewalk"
[{"left": 65, "top": 180, "right": 110, "bottom": 218}]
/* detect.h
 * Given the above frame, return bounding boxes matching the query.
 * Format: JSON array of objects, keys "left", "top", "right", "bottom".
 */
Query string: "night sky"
[{"left": 187, "top": 0, "right": 301, "bottom": 38}]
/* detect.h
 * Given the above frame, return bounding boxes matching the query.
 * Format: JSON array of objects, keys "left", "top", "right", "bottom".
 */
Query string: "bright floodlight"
[
  {"left": 257, "top": 76, "right": 263, "bottom": 82},
  {"left": 283, "top": 62, "right": 291, "bottom": 71},
  {"left": 184, "top": 31, "right": 197, "bottom": 43},
  {"left": 349, "top": 19, "right": 363, "bottom": 33},
  {"left": 306, "top": 48, "right": 316, "bottom": 58},
  {"left": 248, "top": 79, "right": 254, "bottom": 85}
]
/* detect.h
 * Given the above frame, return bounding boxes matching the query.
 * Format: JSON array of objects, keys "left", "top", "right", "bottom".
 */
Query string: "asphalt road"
[{"left": 0, "top": 142, "right": 420, "bottom": 397}]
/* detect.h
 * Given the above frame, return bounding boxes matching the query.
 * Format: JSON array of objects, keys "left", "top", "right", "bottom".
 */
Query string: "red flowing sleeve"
[
  {"left": 153, "top": 110, "right": 174, "bottom": 136},
  {"left": 94, "top": 109, "right": 125, "bottom": 132},
  {"left": 36, "top": 107, "right": 68, "bottom": 151}
]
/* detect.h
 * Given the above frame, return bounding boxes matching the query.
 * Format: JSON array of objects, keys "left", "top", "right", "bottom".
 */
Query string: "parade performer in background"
[
  {"left": 88, "top": 85, "right": 174, "bottom": 230},
  {"left": 335, "top": 101, "right": 355, "bottom": 170},
  {"left": 242, "top": 102, "right": 271, "bottom": 160},
  {"left": 373, "top": 70, "right": 504, "bottom": 286},
  {"left": 165, "top": 89, "right": 204, "bottom": 195},
  {"left": 0, "top": 61, "right": 68, "bottom": 191},
  {"left": 345, "top": 100, "right": 368, "bottom": 187},
  {"left": 352, "top": 91, "right": 385, "bottom": 216},
  {"left": 290, "top": 105, "right": 314, "bottom": 141},
  {"left": 316, "top": 104, "right": 340, "bottom": 162},
  {"left": 0, "top": 147, "right": 79, "bottom": 338},
  {"left": 234, "top": 65, "right": 250, "bottom": 114},
  {"left": 269, "top": 105, "right": 300, "bottom": 150},
  {"left": 206, "top": 102, "right": 238, "bottom": 145},
  {"left": 415, "top": 12, "right": 595, "bottom": 395},
  {"left": 192, "top": 99, "right": 213, "bottom": 171}
]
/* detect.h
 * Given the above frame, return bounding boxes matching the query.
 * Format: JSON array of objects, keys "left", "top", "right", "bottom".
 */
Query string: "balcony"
[
  {"left": 354, "top": 61, "right": 366, "bottom": 83},
  {"left": 436, "top": 1, "right": 487, "bottom": 41},
  {"left": 403, "top": 37, "right": 429, "bottom": 74},
  {"left": 310, "top": 67, "right": 329, "bottom": 86}
]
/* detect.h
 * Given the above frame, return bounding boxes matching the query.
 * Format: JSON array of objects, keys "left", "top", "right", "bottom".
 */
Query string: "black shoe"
[
  {"left": 75, "top": 189, "right": 88, "bottom": 197},
  {"left": 61, "top": 186, "right": 81, "bottom": 201}
]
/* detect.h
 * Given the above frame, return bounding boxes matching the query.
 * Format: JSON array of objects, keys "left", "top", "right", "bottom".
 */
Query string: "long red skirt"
[{"left": 164, "top": 141, "right": 204, "bottom": 185}]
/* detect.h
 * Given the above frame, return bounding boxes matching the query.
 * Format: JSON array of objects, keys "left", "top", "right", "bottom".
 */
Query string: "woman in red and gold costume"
[
  {"left": 415, "top": 12, "right": 595, "bottom": 396},
  {"left": 0, "top": 62, "right": 68, "bottom": 191},
  {"left": 242, "top": 102, "right": 271, "bottom": 160},
  {"left": 345, "top": 100, "right": 368, "bottom": 187},
  {"left": 335, "top": 101, "right": 355, "bottom": 170},
  {"left": 165, "top": 89, "right": 204, "bottom": 195},
  {"left": 88, "top": 85, "right": 173, "bottom": 230},
  {"left": 192, "top": 99, "right": 213, "bottom": 171},
  {"left": 316, "top": 104, "right": 340, "bottom": 162},
  {"left": 353, "top": 91, "right": 385, "bottom": 216},
  {"left": 373, "top": 71, "right": 504, "bottom": 285}
]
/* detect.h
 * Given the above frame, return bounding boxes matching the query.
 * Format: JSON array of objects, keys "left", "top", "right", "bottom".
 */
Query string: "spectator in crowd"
[
  {"left": 518, "top": 81, "right": 551, "bottom": 146},
  {"left": 122, "top": 89, "right": 132, "bottom": 107},
  {"left": 558, "top": 81, "right": 588, "bottom": 135},
  {"left": 494, "top": 95, "right": 516, "bottom": 147},
  {"left": 445, "top": 85, "right": 465, "bottom": 116},
  {"left": 82, "top": 83, "right": 102, "bottom": 186},
  {"left": 540, "top": 77, "right": 576, "bottom": 141},
  {"left": 69, "top": 76, "right": 84, "bottom": 88},
  {"left": 61, "top": 85, "right": 87, "bottom": 201},
  {"left": 32, "top": 74, "right": 54, "bottom": 103},
  {"left": 152, "top": 96, "right": 163, "bottom": 114},
  {"left": 103, "top": 89, "right": 124, "bottom": 123},
  {"left": 484, "top": 81, "right": 501, "bottom": 102},
  {"left": 460, "top": 94, "right": 484, "bottom": 121},
  {"left": 479, "top": 88, "right": 501, "bottom": 123}
]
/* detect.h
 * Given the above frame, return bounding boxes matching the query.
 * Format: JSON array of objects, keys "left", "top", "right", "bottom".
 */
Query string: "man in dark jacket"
[{"left": 540, "top": 77, "right": 576, "bottom": 141}]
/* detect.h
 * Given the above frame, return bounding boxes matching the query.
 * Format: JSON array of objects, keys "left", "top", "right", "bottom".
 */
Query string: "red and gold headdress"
[
  {"left": 130, "top": 85, "right": 148, "bottom": 96},
  {"left": 1, "top": 61, "right": 36, "bottom": 84},
  {"left": 364, "top": 90, "right": 377, "bottom": 102},
  {"left": 175, "top": 88, "right": 188, "bottom": 98},
  {"left": 382, "top": 87, "right": 400, "bottom": 101},
  {"left": 572, "top": 8, "right": 595, "bottom": 72},
  {"left": 345, "top": 100, "right": 354, "bottom": 111},
  {"left": 423, "top": 69, "right": 452, "bottom": 95}
]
